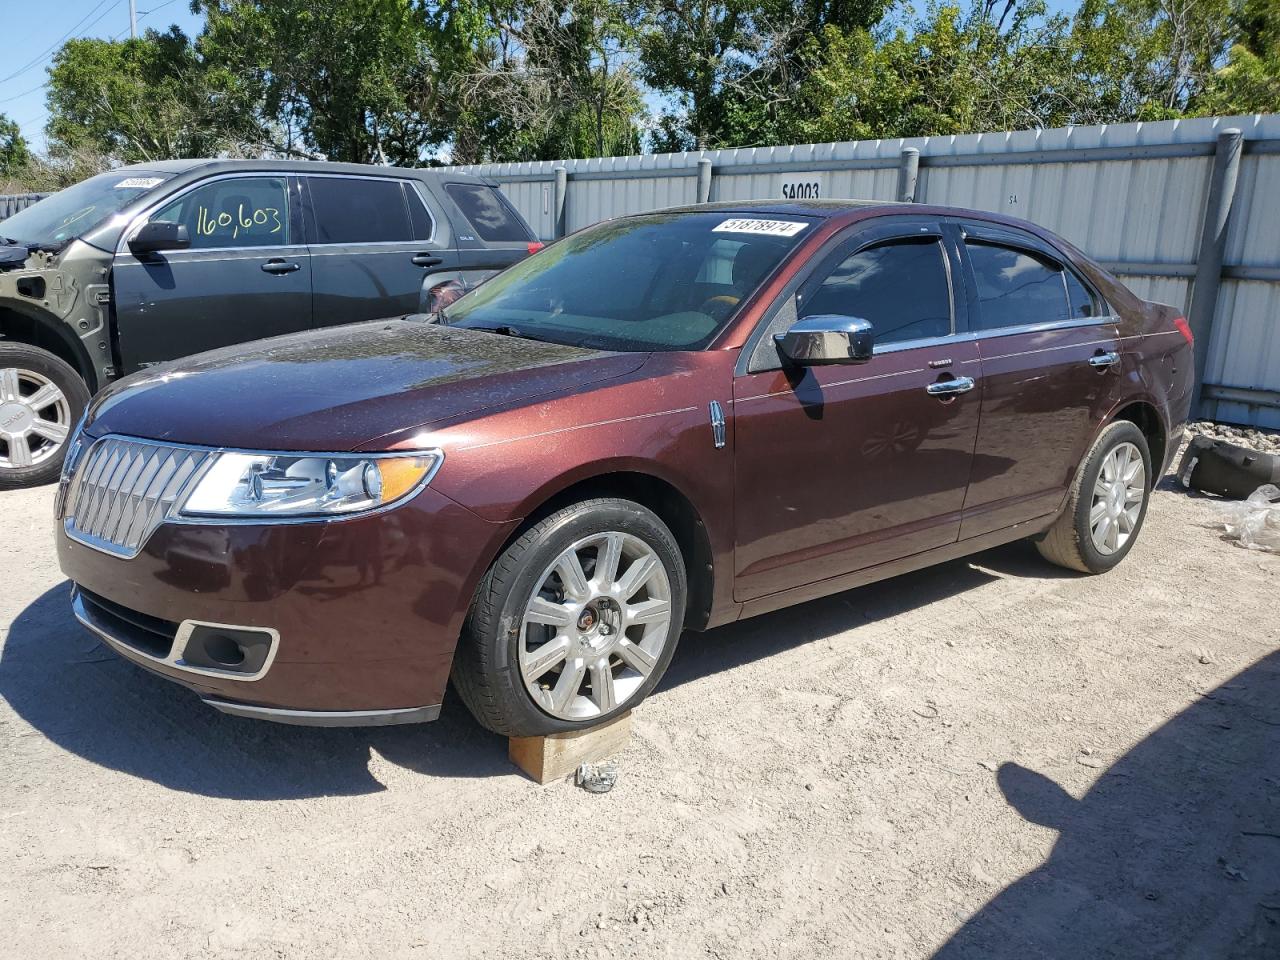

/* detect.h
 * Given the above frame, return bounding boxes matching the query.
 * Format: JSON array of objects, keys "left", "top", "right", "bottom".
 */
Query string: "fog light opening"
[{"left": 203, "top": 633, "right": 246, "bottom": 667}]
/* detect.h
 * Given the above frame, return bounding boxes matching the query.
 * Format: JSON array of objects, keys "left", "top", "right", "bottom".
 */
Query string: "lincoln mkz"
[{"left": 55, "top": 201, "right": 1195, "bottom": 735}]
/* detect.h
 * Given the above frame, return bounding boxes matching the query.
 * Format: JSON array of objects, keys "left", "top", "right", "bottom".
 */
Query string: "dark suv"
[{"left": 0, "top": 159, "right": 537, "bottom": 488}]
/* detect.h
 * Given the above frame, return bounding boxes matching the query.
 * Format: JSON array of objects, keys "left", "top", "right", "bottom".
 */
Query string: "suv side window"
[
  {"left": 445, "top": 183, "right": 533, "bottom": 242},
  {"left": 800, "top": 238, "right": 953, "bottom": 345},
  {"left": 152, "top": 176, "right": 291, "bottom": 249},
  {"left": 964, "top": 240, "right": 1071, "bottom": 330},
  {"left": 308, "top": 176, "right": 413, "bottom": 244}
]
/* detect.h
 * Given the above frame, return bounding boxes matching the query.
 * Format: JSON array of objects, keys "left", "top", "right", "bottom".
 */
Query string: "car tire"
[
  {"left": 0, "top": 343, "right": 89, "bottom": 490},
  {"left": 452, "top": 498, "right": 687, "bottom": 737},
  {"left": 1035, "top": 420, "right": 1152, "bottom": 574}
]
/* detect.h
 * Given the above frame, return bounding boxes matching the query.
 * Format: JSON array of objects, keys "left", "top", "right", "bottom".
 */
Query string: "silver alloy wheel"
[
  {"left": 0, "top": 368, "right": 70, "bottom": 470},
  {"left": 1089, "top": 440, "right": 1145, "bottom": 555},
  {"left": 519, "top": 531, "right": 673, "bottom": 721}
]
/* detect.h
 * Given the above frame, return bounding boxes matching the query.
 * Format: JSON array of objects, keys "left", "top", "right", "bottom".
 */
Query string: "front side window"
[
  {"left": 965, "top": 241, "right": 1070, "bottom": 330},
  {"left": 152, "top": 177, "right": 291, "bottom": 249},
  {"left": 445, "top": 183, "right": 533, "bottom": 242},
  {"left": 441, "top": 212, "right": 812, "bottom": 351},
  {"left": 308, "top": 177, "right": 413, "bottom": 244},
  {"left": 800, "top": 238, "right": 953, "bottom": 346}
]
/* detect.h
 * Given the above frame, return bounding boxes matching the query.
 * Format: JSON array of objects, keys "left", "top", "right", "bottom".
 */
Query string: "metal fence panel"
[{"left": 0, "top": 193, "right": 49, "bottom": 220}]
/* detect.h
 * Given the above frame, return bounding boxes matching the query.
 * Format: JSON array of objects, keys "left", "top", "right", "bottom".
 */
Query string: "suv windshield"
[
  {"left": 0, "top": 170, "right": 172, "bottom": 249},
  {"left": 441, "top": 211, "right": 813, "bottom": 351}
]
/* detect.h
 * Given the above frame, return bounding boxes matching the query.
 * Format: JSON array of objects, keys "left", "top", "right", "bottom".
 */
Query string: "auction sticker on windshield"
[
  {"left": 712, "top": 218, "right": 808, "bottom": 237},
  {"left": 114, "top": 177, "right": 166, "bottom": 190}
]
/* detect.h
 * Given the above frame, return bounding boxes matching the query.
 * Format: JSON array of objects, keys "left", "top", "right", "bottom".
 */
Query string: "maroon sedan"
[{"left": 55, "top": 201, "right": 1194, "bottom": 735}]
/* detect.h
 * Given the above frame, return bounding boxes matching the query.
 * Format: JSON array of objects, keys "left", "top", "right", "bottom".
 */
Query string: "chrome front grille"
[{"left": 63, "top": 436, "right": 213, "bottom": 557}]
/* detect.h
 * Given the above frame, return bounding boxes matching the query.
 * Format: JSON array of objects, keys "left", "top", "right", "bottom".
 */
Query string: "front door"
[
  {"left": 304, "top": 175, "right": 459, "bottom": 327},
  {"left": 953, "top": 224, "right": 1122, "bottom": 538},
  {"left": 112, "top": 175, "right": 312, "bottom": 375},
  {"left": 732, "top": 226, "right": 982, "bottom": 602}
]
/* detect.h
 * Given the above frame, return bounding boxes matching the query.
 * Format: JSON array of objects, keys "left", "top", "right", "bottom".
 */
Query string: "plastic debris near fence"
[{"left": 1218, "top": 485, "right": 1280, "bottom": 552}]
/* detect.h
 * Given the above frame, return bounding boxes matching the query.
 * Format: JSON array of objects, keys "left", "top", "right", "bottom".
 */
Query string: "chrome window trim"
[
  {"left": 872, "top": 314, "right": 1120, "bottom": 355},
  {"left": 72, "top": 587, "right": 282, "bottom": 683},
  {"left": 116, "top": 171, "right": 301, "bottom": 257},
  {"left": 62, "top": 433, "right": 444, "bottom": 559},
  {"left": 302, "top": 172, "right": 436, "bottom": 246}
]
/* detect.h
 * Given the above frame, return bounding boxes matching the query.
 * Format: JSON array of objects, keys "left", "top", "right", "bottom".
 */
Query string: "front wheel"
[
  {"left": 0, "top": 343, "right": 90, "bottom": 490},
  {"left": 452, "top": 498, "right": 687, "bottom": 737},
  {"left": 1035, "top": 420, "right": 1152, "bottom": 574}
]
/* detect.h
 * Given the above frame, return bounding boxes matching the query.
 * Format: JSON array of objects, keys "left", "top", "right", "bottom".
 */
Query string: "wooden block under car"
[{"left": 508, "top": 711, "right": 632, "bottom": 784}]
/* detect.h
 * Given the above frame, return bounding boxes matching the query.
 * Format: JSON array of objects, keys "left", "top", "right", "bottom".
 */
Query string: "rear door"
[
  {"left": 112, "top": 174, "right": 312, "bottom": 374},
  {"left": 953, "top": 221, "right": 1121, "bottom": 538},
  {"left": 304, "top": 174, "right": 458, "bottom": 327},
  {"left": 732, "top": 220, "right": 982, "bottom": 600}
]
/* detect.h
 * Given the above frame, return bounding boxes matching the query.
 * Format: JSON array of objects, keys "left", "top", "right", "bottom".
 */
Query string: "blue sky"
[
  {"left": 1, "top": 0, "right": 1081, "bottom": 154},
  {"left": 0, "top": 0, "right": 205, "bottom": 149}
]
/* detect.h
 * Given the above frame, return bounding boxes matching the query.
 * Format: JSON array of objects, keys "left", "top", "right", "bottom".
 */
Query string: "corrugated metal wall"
[
  {"left": 447, "top": 114, "right": 1280, "bottom": 428},
  {"left": 0, "top": 193, "right": 49, "bottom": 220}
]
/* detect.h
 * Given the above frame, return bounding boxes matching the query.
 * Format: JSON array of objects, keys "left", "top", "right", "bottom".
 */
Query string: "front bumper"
[{"left": 57, "top": 486, "right": 515, "bottom": 724}]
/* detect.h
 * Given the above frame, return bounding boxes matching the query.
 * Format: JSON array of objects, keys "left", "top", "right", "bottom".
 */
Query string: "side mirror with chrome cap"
[
  {"left": 128, "top": 220, "right": 191, "bottom": 256},
  {"left": 774, "top": 314, "right": 875, "bottom": 366}
]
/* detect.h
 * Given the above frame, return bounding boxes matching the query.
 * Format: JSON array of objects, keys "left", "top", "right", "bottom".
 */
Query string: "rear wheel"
[
  {"left": 0, "top": 343, "right": 89, "bottom": 490},
  {"left": 452, "top": 498, "right": 687, "bottom": 737},
  {"left": 1036, "top": 420, "right": 1151, "bottom": 574}
]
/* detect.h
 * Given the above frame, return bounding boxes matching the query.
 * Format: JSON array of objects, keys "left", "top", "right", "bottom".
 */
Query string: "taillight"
[
  {"left": 527, "top": 241, "right": 544, "bottom": 255},
  {"left": 1173, "top": 316, "right": 1193, "bottom": 345}
]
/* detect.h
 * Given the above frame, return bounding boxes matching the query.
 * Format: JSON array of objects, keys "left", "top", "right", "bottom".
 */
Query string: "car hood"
[{"left": 86, "top": 319, "right": 647, "bottom": 450}]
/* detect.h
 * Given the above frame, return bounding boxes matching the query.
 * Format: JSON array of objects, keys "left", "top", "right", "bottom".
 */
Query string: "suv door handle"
[
  {"left": 1088, "top": 350, "right": 1121, "bottom": 369},
  {"left": 926, "top": 376, "right": 976, "bottom": 397},
  {"left": 261, "top": 259, "right": 300, "bottom": 275},
  {"left": 412, "top": 253, "right": 444, "bottom": 267}
]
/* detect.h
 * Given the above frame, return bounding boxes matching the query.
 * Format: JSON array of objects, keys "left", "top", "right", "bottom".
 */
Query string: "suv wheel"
[
  {"left": 0, "top": 343, "right": 89, "bottom": 490},
  {"left": 452, "top": 498, "right": 687, "bottom": 737},
  {"left": 1035, "top": 420, "right": 1152, "bottom": 574}
]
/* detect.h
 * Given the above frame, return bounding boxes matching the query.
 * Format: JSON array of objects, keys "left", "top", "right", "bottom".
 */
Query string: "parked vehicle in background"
[
  {"left": 0, "top": 160, "right": 537, "bottom": 488},
  {"left": 55, "top": 200, "right": 1194, "bottom": 736}
]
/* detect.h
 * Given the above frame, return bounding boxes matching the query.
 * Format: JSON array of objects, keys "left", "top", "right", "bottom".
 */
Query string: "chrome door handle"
[
  {"left": 1088, "top": 350, "right": 1121, "bottom": 369},
  {"left": 926, "top": 376, "right": 976, "bottom": 397},
  {"left": 261, "top": 259, "right": 300, "bottom": 275}
]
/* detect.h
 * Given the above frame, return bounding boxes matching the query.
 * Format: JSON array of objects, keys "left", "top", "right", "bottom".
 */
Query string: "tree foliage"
[{"left": 15, "top": 0, "right": 1280, "bottom": 174}]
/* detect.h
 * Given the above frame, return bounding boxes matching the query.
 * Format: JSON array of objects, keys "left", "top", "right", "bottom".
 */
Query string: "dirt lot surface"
[{"left": 1, "top": 475, "right": 1277, "bottom": 960}]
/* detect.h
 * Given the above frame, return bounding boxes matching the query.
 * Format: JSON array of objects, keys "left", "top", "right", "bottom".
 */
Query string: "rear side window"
[
  {"left": 965, "top": 241, "right": 1069, "bottom": 330},
  {"left": 152, "top": 176, "right": 291, "bottom": 249},
  {"left": 308, "top": 177, "right": 413, "bottom": 244},
  {"left": 445, "top": 183, "right": 533, "bottom": 242},
  {"left": 800, "top": 238, "right": 952, "bottom": 346},
  {"left": 1065, "top": 269, "right": 1097, "bottom": 318}
]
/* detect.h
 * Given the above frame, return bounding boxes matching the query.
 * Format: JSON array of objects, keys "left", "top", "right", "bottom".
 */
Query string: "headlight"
[{"left": 178, "top": 450, "right": 442, "bottom": 519}]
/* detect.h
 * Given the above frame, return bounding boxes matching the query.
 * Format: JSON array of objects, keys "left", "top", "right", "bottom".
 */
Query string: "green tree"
[
  {"left": 0, "top": 114, "right": 32, "bottom": 179},
  {"left": 1199, "top": 0, "right": 1280, "bottom": 114},
  {"left": 46, "top": 27, "right": 255, "bottom": 163},
  {"left": 194, "top": 0, "right": 447, "bottom": 164}
]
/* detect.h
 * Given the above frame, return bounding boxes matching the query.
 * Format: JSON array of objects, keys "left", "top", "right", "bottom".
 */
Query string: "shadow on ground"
[
  {"left": 0, "top": 540, "right": 1046, "bottom": 799},
  {"left": 935, "top": 648, "right": 1280, "bottom": 959}
]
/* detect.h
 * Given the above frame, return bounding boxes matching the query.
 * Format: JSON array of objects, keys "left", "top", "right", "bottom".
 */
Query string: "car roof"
[
  {"left": 649, "top": 197, "right": 1068, "bottom": 241},
  {"left": 111, "top": 158, "right": 494, "bottom": 186}
]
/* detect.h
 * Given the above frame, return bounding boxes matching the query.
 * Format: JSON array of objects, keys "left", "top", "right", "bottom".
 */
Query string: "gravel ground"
[{"left": 1, "top": 467, "right": 1277, "bottom": 959}]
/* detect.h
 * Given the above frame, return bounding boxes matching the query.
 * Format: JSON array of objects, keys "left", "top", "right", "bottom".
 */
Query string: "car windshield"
[
  {"left": 441, "top": 211, "right": 814, "bottom": 351},
  {"left": 0, "top": 170, "right": 173, "bottom": 249}
]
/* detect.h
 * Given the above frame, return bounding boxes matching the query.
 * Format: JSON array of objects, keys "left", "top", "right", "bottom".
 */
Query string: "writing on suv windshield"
[{"left": 441, "top": 212, "right": 812, "bottom": 351}]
